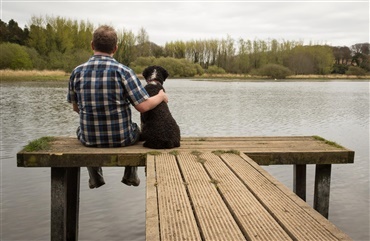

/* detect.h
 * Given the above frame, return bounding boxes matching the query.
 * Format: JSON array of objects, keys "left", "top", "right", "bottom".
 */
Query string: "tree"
[
  {"left": 0, "top": 19, "right": 29, "bottom": 45},
  {"left": 236, "top": 38, "right": 250, "bottom": 74},
  {"left": 166, "top": 41, "right": 186, "bottom": 59},
  {"left": 27, "top": 16, "right": 48, "bottom": 55},
  {"left": 136, "top": 27, "right": 151, "bottom": 57},
  {"left": 115, "top": 29, "right": 136, "bottom": 66},
  {"left": 286, "top": 45, "right": 333, "bottom": 75},
  {"left": 351, "top": 43, "right": 370, "bottom": 68}
]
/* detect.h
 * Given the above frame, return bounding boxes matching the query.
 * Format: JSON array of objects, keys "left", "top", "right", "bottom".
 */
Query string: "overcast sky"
[{"left": 1, "top": 0, "right": 369, "bottom": 47}]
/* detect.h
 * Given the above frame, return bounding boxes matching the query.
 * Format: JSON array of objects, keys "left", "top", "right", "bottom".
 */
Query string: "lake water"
[{"left": 1, "top": 79, "right": 369, "bottom": 241}]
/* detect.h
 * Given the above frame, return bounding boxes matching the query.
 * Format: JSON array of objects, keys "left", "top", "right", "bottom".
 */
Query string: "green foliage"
[
  {"left": 115, "top": 29, "right": 136, "bottom": 66},
  {"left": 47, "top": 49, "right": 91, "bottom": 72},
  {"left": 2, "top": 17, "right": 370, "bottom": 77},
  {"left": 286, "top": 45, "right": 334, "bottom": 75},
  {"left": 254, "top": 64, "right": 292, "bottom": 79},
  {"left": 346, "top": 66, "right": 367, "bottom": 76},
  {"left": 131, "top": 56, "right": 203, "bottom": 77},
  {"left": 212, "top": 150, "right": 240, "bottom": 156},
  {"left": 23, "top": 46, "right": 47, "bottom": 69},
  {"left": 331, "top": 64, "right": 348, "bottom": 74},
  {"left": 0, "top": 19, "right": 29, "bottom": 45},
  {"left": 24, "top": 136, "right": 55, "bottom": 152},
  {"left": 0, "top": 43, "right": 33, "bottom": 69},
  {"left": 27, "top": 16, "right": 93, "bottom": 56},
  {"left": 312, "top": 136, "right": 344, "bottom": 149},
  {"left": 205, "top": 65, "right": 226, "bottom": 75}
]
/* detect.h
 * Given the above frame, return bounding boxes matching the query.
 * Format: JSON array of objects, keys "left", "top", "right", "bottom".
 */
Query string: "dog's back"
[{"left": 141, "top": 84, "right": 181, "bottom": 149}]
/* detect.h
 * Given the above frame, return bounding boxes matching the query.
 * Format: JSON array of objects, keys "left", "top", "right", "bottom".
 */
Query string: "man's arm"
[{"left": 134, "top": 89, "right": 168, "bottom": 113}]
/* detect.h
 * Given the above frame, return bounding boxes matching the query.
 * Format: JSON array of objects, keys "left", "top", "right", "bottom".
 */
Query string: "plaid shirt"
[{"left": 67, "top": 55, "right": 149, "bottom": 147}]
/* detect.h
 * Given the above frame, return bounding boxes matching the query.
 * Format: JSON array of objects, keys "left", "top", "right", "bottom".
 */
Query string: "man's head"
[{"left": 91, "top": 25, "right": 117, "bottom": 54}]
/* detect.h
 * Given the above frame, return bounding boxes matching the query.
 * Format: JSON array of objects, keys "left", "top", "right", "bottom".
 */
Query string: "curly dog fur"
[{"left": 140, "top": 65, "right": 181, "bottom": 149}]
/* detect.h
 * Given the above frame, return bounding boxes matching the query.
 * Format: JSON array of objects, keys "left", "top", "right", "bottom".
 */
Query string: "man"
[{"left": 67, "top": 25, "right": 167, "bottom": 188}]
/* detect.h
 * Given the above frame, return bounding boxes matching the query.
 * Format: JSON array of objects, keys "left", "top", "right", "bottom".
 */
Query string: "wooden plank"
[
  {"left": 239, "top": 153, "right": 352, "bottom": 241},
  {"left": 200, "top": 152, "right": 292, "bottom": 241},
  {"left": 221, "top": 153, "right": 342, "bottom": 241},
  {"left": 155, "top": 154, "right": 202, "bottom": 241},
  {"left": 177, "top": 152, "right": 246, "bottom": 241},
  {"left": 145, "top": 155, "right": 160, "bottom": 241},
  {"left": 17, "top": 136, "right": 354, "bottom": 167}
]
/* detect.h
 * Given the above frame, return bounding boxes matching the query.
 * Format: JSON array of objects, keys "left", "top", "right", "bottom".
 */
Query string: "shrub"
[
  {"left": 205, "top": 65, "right": 226, "bottom": 75},
  {"left": 23, "top": 47, "right": 48, "bottom": 70},
  {"left": 0, "top": 43, "right": 33, "bottom": 69},
  {"left": 346, "top": 66, "right": 367, "bottom": 76},
  {"left": 255, "top": 64, "right": 292, "bottom": 79},
  {"left": 331, "top": 64, "right": 348, "bottom": 74}
]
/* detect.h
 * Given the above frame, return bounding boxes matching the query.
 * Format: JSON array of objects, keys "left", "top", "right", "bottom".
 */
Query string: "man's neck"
[{"left": 93, "top": 51, "right": 113, "bottom": 57}]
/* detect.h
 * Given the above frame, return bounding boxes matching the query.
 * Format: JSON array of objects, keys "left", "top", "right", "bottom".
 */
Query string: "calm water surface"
[{"left": 1, "top": 79, "right": 369, "bottom": 241}]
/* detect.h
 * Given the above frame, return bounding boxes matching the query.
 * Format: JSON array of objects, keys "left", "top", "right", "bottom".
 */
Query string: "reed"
[{"left": 1, "top": 69, "right": 68, "bottom": 81}]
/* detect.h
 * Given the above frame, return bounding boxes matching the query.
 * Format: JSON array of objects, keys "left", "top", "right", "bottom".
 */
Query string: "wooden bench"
[{"left": 17, "top": 136, "right": 354, "bottom": 241}]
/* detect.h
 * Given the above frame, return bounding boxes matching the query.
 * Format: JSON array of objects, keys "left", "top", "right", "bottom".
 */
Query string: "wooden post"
[
  {"left": 51, "top": 167, "right": 80, "bottom": 241},
  {"left": 66, "top": 168, "right": 80, "bottom": 241},
  {"left": 314, "top": 164, "right": 331, "bottom": 219},
  {"left": 293, "top": 164, "right": 306, "bottom": 201}
]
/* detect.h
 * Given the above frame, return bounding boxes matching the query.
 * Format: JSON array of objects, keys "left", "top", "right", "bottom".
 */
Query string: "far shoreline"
[{"left": 1, "top": 69, "right": 369, "bottom": 82}]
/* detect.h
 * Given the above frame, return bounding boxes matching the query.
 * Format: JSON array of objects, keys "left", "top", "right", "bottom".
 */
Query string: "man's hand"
[
  {"left": 134, "top": 89, "right": 169, "bottom": 113},
  {"left": 72, "top": 102, "right": 79, "bottom": 114},
  {"left": 158, "top": 89, "right": 168, "bottom": 103}
]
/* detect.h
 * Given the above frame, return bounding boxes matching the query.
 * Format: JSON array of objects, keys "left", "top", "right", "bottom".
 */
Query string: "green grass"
[
  {"left": 312, "top": 135, "right": 344, "bottom": 149},
  {"left": 212, "top": 149, "right": 240, "bottom": 156},
  {"left": 169, "top": 150, "right": 179, "bottom": 156},
  {"left": 24, "top": 136, "right": 55, "bottom": 152},
  {"left": 146, "top": 151, "right": 162, "bottom": 156},
  {"left": 191, "top": 150, "right": 202, "bottom": 157}
]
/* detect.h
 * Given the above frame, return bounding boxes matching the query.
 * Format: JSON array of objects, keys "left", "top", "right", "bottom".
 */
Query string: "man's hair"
[{"left": 92, "top": 25, "right": 117, "bottom": 54}]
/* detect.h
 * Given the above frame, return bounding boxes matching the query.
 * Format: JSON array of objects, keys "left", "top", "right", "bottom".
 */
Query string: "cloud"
[{"left": 1, "top": 1, "right": 368, "bottom": 47}]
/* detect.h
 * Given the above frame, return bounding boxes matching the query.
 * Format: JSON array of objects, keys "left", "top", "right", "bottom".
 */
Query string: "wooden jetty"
[{"left": 17, "top": 136, "right": 354, "bottom": 241}]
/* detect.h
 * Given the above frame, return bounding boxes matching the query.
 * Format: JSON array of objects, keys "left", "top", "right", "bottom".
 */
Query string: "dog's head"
[{"left": 142, "top": 65, "right": 169, "bottom": 85}]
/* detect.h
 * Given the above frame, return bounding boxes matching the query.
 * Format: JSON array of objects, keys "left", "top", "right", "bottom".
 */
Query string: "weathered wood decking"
[{"left": 17, "top": 136, "right": 354, "bottom": 241}]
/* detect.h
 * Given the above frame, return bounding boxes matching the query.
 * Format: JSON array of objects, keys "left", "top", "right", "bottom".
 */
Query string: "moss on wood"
[
  {"left": 191, "top": 150, "right": 202, "bottom": 157},
  {"left": 24, "top": 136, "right": 55, "bottom": 152},
  {"left": 312, "top": 136, "right": 344, "bottom": 149},
  {"left": 146, "top": 151, "right": 162, "bottom": 156},
  {"left": 212, "top": 149, "right": 240, "bottom": 156},
  {"left": 169, "top": 150, "right": 179, "bottom": 156}
]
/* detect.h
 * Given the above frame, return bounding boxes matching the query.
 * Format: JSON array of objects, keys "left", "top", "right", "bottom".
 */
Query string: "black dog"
[{"left": 140, "top": 65, "right": 181, "bottom": 149}]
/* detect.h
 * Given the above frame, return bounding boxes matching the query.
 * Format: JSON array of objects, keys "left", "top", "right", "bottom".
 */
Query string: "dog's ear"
[
  {"left": 142, "top": 66, "right": 154, "bottom": 80},
  {"left": 157, "top": 66, "right": 169, "bottom": 81}
]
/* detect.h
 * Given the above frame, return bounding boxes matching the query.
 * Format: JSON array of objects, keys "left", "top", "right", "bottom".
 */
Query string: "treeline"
[{"left": 1, "top": 16, "right": 369, "bottom": 78}]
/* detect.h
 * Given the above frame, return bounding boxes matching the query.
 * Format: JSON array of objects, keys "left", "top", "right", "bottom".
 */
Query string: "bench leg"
[
  {"left": 293, "top": 164, "right": 306, "bottom": 201},
  {"left": 51, "top": 167, "right": 80, "bottom": 241},
  {"left": 314, "top": 164, "right": 331, "bottom": 219}
]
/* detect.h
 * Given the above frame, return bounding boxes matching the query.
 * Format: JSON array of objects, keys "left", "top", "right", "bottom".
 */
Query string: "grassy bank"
[
  {"left": 1, "top": 70, "right": 69, "bottom": 81},
  {"left": 194, "top": 73, "right": 370, "bottom": 81},
  {"left": 1, "top": 69, "right": 369, "bottom": 82}
]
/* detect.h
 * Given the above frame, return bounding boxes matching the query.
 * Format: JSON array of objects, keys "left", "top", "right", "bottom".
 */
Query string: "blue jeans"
[{"left": 76, "top": 126, "right": 141, "bottom": 188}]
